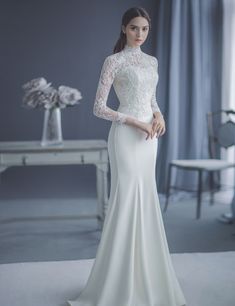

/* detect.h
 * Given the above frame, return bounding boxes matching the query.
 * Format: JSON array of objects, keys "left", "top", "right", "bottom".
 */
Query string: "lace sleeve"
[
  {"left": 93, "top": 56, "right": 128, "bottom": 124},
  {"left": 151, "top": 57, "right": 162, "bottom": 114}
]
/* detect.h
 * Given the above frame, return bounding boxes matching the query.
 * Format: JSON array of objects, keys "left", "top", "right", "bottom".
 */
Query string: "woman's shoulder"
[
  {"left": 104, "top": 51, "right": 123, "bottom": 63},
  {"left": 142, "top": 52, "right": 158, "bottom": 66},
  {"left": 101, "top": 52, "right": 124, "bottom": 70}
]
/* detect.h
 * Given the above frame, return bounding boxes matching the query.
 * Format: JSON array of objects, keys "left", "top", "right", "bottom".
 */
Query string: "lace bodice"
[{"left": 93, "top": 44, "right": 162, "bottom": 124}]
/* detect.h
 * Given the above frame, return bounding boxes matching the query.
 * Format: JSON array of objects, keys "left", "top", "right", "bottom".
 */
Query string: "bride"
[{"left": 67, "top": 6, "right": 187, "bottom": 306}]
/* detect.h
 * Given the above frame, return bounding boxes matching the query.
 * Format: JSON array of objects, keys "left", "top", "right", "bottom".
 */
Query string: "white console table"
[{"left": 0, "top": 140, "right": 109, "bottom": 229}]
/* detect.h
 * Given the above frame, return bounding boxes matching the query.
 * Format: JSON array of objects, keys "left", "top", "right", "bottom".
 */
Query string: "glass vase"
[{"left": 41, "top": 107, "right": 63, "bottom": 147}]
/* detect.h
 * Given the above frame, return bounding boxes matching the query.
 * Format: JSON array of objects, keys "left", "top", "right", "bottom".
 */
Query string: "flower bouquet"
[{"left": 22, "top": 77, "right": 82, "bottom": 146}]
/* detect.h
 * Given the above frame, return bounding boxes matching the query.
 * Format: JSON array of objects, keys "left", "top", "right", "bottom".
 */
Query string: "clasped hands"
[
  {"left": 145, "top": 113, "right": 166, "bottom": 140},
  {"left": 125, "top": 112, "right": 166, "bottom": 140}
]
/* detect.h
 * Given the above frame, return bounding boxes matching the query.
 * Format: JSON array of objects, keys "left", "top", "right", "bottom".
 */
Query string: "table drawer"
[{"left": 1, "top": 151, "right": 104, "bottom": 166}]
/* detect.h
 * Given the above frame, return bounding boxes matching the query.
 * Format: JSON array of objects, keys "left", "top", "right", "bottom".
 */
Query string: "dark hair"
[{"left": 113, "top": 7, "right": 151, "bottom": 54}]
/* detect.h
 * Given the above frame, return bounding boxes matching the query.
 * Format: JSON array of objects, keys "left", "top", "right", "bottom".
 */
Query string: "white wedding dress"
[{"left": 67, "top": 44, "right": 187, "bottom": 306}]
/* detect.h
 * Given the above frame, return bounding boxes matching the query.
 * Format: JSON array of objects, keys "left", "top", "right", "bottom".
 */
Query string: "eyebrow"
[{"left": 129, "top": 24, "right": 149, "bottom": 27}]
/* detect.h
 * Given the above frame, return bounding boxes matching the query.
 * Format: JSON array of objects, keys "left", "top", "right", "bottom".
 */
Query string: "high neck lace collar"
[{"left": 123, "top": 44, "right": 141, "bottom": 54}]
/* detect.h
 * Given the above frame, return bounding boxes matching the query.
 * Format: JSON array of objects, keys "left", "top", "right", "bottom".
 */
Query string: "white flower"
[
  {"left": 22, "top": 77, "right": 51, "bottom": 93},
  {"left": 22, "top": 87, "right": 58, "bottom": 109},
  {"left": 58, "top": 86, "right": 82, "bottom": 108},
  {"left": 38, "top": 87, "right": 58, "bottom": 109},
  {"left": 22, "top": 91, "right": 42, "bottom": 109},
  {"left": 22, "top": 78, "right": 83, "bottom": 110}
]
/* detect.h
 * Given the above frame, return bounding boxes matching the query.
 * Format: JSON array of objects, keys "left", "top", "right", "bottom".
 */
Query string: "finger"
[
  {"left": 150, "top": 125, "right": 155, "bottom": 135},
  {"left": 159, "top": 127, "right": 165, "bottom": 137},
  {"left": 160, "top": 127, "right": 165, "bottom": 136},
  {"left": 160, "top": 126, "right": 165, "bottom": 136},
  {"left": 155, "top": 127, "right": 160, "bottom": 137},
  {"left": 151, "top": 129, "right": 155, "bottom": 138},
  {"left": 154, "top": 126, "right": 160, "bottom": 137},
  {"left": 152, "top": 125, "right": 159, "bottom": 136},
  {"left": 157, "top": 125, "right": 164, "bottom": 136},
  {"left": 156, "top": 127, "right": 163, "bottom": 137},
  {"left": 151, "top": 128, "right": 157, "bottom": 138}
]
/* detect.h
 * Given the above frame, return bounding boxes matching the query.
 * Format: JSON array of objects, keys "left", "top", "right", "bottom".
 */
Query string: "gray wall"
[{"left": 0, "top": 0, "right": 158, "bottom": 199}]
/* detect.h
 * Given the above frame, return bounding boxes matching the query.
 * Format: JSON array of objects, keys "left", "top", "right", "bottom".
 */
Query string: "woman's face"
[{"left": 122, "top": 16, "right": 150, "bottom": 47}]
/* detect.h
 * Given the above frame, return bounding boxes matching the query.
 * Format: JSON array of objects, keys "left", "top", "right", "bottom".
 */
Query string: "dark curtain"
[{"left": 153, "top": 0, "right": 223, "bottom": 193}]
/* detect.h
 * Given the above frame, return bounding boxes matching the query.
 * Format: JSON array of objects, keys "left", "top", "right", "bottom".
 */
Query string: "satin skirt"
[{"left": 67, "top": 113, "right": 187, "bottom": 306}]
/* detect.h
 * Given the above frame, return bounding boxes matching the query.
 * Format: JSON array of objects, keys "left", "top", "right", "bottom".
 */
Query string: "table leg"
[
  {"left": 0, "top": 166, "right": 8, "bottom": 184},
  {"left": 96, "top": 165, "right": 104, "bottom": 229},
  {"left": 96, "top": 161, "right": 109, "bottom": 229}
]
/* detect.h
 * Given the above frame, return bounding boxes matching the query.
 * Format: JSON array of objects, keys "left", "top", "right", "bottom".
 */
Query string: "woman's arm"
[
  {"left": 93, "top": 56, "right": 131, "bottom": 124},
  {"left": 150, "top": 57, "right": 166, "bottom": 137},
  {"left": 151, "top": 57, "right": 164, "bottom": 117}
]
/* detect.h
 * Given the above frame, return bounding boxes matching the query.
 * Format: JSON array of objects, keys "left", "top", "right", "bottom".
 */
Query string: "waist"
[{"left": 117, "top": 105, "right": 153, "bottom": 123}]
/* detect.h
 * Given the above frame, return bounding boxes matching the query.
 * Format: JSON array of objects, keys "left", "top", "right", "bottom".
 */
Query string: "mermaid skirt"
[{"left": 67, "top": 113, "right": 187, "bottom": 306}]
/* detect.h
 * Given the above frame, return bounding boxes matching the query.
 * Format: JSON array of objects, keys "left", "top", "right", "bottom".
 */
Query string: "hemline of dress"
[{"left": 66, "top": 301, "right": 187, "bottom": 306}]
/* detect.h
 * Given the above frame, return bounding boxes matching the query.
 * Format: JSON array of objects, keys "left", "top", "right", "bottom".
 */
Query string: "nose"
[{"left": 136, "top": 30, "right": 141, "bottom": 37}]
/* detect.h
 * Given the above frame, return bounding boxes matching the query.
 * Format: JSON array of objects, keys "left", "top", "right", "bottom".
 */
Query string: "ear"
[{"left": 121, "top": 25, "right": 125, "bottom": 34}]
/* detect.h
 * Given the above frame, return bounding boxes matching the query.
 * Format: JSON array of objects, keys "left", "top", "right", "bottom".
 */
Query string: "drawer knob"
[{"left": 22, "top": 156, "right": 27, "bottom": 165}]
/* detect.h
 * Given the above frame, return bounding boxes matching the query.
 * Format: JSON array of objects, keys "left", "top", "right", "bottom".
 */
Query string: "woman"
[{"left": 67, "top": 7, "right": 187, "bottom": 306}]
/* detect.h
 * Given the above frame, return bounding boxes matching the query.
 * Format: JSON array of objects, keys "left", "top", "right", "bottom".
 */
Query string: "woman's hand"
[
  {"left": 125, "top": 117, "right": 155, "bottom": 140},
  {"left": 151, "top": 112, "right": 166, "bottom": 138},
  {"left": 125, "top": 114, "right": 165, "bottom": 140},
  {"left": 139, "top": 122, "right": 154, "bottom": 140}
]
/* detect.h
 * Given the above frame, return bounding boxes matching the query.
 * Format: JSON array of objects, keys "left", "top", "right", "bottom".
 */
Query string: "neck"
[{"left": 123, "top": 43, "right": 141, "bottom": 53}]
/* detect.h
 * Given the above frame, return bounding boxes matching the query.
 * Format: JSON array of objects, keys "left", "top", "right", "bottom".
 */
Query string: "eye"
[{"left": 129, "top": 26, "right": 149, "bottom": 31}]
